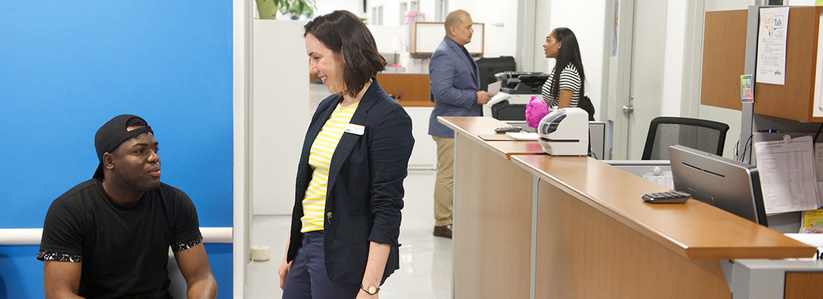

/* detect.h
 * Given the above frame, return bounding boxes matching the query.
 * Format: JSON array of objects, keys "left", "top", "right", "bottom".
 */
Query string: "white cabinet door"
[{"left": 405, "top": 107, "right": 437, "bottom": 170}]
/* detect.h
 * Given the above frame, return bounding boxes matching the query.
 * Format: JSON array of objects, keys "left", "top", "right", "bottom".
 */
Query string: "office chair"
[{"left": 641, "top": 116, "right": 729, "bottom": 160}]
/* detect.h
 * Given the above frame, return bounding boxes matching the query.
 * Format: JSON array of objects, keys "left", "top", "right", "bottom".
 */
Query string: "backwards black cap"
[{"left": 92, "top": 114, "right": 153, "bottom": 179}]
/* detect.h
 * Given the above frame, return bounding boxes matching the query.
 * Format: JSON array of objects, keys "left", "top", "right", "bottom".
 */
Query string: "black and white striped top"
[{"left": 541, "top": 63, "right": 582, "bottom": 108}]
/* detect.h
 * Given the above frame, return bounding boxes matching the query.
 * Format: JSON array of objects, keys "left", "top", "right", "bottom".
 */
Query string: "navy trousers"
[{"left": 282, "top": 231, "right": 360, "bottom": 299}]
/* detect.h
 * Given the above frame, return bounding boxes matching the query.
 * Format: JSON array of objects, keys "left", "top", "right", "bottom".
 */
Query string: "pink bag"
[{"left": 525, "top": 96, "right": 550, "bottom": 128}]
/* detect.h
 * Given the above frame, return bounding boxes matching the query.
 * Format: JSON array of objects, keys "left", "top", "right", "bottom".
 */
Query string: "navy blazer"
[
  {"left": 287, "top": 80, "right": 414, "bottom": 285},
  {"left": 428, "top": 36, "right": 482, "bottom": 137}
]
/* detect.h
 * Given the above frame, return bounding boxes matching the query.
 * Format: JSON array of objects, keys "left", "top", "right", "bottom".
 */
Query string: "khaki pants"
[{"left": 432, "top": 136, "right": 454, "bottom": 226}]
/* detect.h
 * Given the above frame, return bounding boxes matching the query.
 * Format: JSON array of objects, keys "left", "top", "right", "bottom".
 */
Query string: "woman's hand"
[
  {"left": 278, "top": 257, "right": 292, "bottom": 290},
  {"left": 355, "top": 290, "right": 378, "bottom": 299}
]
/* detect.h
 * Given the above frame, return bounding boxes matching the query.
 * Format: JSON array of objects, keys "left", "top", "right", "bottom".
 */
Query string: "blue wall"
[{"left": 0, "top": 1, "right": 233, "bottom": 297}]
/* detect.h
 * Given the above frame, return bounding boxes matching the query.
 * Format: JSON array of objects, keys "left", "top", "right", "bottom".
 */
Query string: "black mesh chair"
[{"left": 641, "top": 116, "right": 730, "bottom": 160}]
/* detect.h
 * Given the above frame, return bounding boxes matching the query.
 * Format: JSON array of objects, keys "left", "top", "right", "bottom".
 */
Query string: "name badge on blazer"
[{"left": 344, "top": 123, "right": 365, "bottom": 135}]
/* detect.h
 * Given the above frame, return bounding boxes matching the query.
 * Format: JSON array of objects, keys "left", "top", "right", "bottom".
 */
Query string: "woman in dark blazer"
[{"left": 278, "top": 10, "right": 414, "bottom": 299}]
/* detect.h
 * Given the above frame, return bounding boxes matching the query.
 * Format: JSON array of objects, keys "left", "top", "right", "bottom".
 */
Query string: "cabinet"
[
  {"left": 754, "top": 6, "right": 822, "bottom": 121},
  {"left": 702, "top": 6, "right": 823, "bottom": 122},
  {"left": 700, "top": 10, "right": 747, "bottom": 111},
  {"left": 376, "top": 73, "right": 433, "bottom": 107}
]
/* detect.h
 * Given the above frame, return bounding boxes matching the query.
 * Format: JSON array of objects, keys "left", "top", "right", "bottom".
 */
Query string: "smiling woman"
[
  {"left": 305, "top": 34, "right": 346, "bottom": 94},
  {"left": 278, "top": 10, "right": 414, "bottom": 299},
  {"left": 303, "top": 10, "right": 387, "bottom": 100}
]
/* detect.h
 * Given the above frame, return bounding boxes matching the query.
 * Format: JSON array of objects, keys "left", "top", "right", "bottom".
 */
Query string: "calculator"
[{"left": 641, "top": 191, "right": 691, "bottom": 204}]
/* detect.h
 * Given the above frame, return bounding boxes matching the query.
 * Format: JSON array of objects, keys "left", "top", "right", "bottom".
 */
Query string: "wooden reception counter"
[{"left": 438, "top": 116, "right": 816, "bottom": 299}]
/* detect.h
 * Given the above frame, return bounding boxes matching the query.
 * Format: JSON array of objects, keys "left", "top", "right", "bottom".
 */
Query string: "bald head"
[
  {"left": 445, "top": 10, "right": 470, "bottom": 34},
  {"left": 444, "top": 10, "right": 473, "bottom": 46}
]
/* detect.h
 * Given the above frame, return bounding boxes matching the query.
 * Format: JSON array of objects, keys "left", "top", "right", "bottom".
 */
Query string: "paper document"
[
  {"left": 756, "top": 7, "right": 790, "bottom": 85},
  {"left": 801, "top": 209, "right": 823, "bottom": 233},
  {"left": 754, "top": 135, "right": 818, "bottom": 214},
  {"left": 740, "top": 74, "right": 754, "bottom": 103},
  {"left": 477, "top": 134, "right": 513, "bottom": 141},
  {"left": 814, "top": 143, "right": 823, "bottom": 207},
  {"left": 487, "top": 81, "right": 501, "bottom": 96},
  {"left": 505, "top": 132, "right": 539, "bottom": 141}
]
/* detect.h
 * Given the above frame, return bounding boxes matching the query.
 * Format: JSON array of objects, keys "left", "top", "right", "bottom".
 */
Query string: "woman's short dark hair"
[
  {"left": 548, "top": 27, "right": 586, "bottom": 100},
  {"left": 304, "top": 10, "right": 386, "bottom": 98}
]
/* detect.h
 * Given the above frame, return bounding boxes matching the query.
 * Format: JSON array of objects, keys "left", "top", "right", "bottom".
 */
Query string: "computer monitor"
[
  {"left": 476, "top": 56, "right": 516, "bottom": 91},
  {"left": 668, "top": 144, "right": 768, "bottom": 226}
]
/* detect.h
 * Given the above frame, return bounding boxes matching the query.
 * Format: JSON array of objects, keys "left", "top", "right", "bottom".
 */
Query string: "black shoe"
[{"left": 433, "top": 224, "right": 453, "bottom": 239}]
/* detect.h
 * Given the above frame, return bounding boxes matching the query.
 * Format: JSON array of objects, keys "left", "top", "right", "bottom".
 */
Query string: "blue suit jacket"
[
  {"left": 287, "top": 80, "right": 414, "bottom": 285},
  {"left": 428, "top": 36, "right": 482, "bottom": 137}
]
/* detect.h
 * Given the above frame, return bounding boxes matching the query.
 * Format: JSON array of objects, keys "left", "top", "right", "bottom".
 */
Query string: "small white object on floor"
[{"left": 250, "top": 245, "right": 271, "bottom": 261}]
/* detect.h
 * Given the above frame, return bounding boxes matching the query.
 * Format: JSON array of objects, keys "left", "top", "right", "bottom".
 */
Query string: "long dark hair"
[
  {"left": 548, "top": 27, "right": 585, "bottom": 100},
  {"left": 304, "top": 10, "right": 386, "bottom": 98}
]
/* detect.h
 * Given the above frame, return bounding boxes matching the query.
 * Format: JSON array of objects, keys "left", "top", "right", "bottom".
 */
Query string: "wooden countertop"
[
  {"left": 438, "top": 116, "right": 545, "bottom": 160},
  {"left": 510, "top": 154, "right": 816, "bottom": 260}
]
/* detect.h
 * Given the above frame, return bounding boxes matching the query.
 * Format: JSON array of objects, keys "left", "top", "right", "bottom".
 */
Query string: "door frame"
[
  {"left": 609, "top": 0, "right": 635, "bottom": 160},
  {"left": 232, "top": 0, "right": 251, "bottom": 297}
]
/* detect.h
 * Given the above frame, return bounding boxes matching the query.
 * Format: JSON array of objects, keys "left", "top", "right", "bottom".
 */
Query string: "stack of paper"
[{"left": 505, "top": 132, "right": 539, "bottom": 141}]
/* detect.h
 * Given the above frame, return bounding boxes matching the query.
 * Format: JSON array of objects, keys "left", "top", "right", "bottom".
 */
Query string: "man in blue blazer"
[{"left": 428, "top": 9, "right": 492, "bottom": 239}]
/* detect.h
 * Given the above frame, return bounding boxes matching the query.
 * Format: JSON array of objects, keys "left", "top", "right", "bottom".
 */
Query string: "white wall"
[
  {"left": 531, "top": 0, "right": 552, "bottom": 73},
  {"left": 365, "top": 0, "right": 438, "bottom": 25},
  {"left": 251, "top": 20, "right": 311, "bottom": 215},
  {"left": 705, "top": 0, "right": 757, "bottom": 11},
  {"left": 447, "top": 0, "right": 519, "bottom": 58},
  {"left": 315, "top": 0, "right": 362, "bottom": 17},
  {"left": 786, "top": 0, "right": 816, "bottom": 5},
  {"left": 539, "top": 0, "right": 608, "bottom": 117},
  {"left": 366, "top": 0, "right": 402, "bottom": 25},
  {"left": 661, "top": 0, "right": 686, "bottom": 117}
]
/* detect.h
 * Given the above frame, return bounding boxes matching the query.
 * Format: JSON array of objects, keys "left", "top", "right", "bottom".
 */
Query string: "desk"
[
  {"left": 439, "top": 116, "right": 542, "bottom": 299},
  {"left": 441, "top": 116, "right": 545, "bottom": 160},
  {"left": 439, "top": 116, "right": 816, "bottom": 299}
]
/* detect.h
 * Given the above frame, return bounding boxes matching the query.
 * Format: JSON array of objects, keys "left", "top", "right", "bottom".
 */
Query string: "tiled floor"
[{"left": 246, "top": 165, "right": 452, "bottom": 297}]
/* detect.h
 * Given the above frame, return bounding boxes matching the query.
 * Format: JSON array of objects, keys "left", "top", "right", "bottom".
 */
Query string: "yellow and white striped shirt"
[{"left": 301, "top": 101, "right": 359, "bottom": 233}]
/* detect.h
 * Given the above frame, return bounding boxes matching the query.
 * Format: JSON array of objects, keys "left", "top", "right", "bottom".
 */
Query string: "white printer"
[{"left": 537, "top": 108, "right": 589, "bottom": 156}]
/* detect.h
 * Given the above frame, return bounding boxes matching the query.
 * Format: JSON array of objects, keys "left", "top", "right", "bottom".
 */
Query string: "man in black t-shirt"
[{"left": 38, "top": 114, "right": 217, "bottom": 298}]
